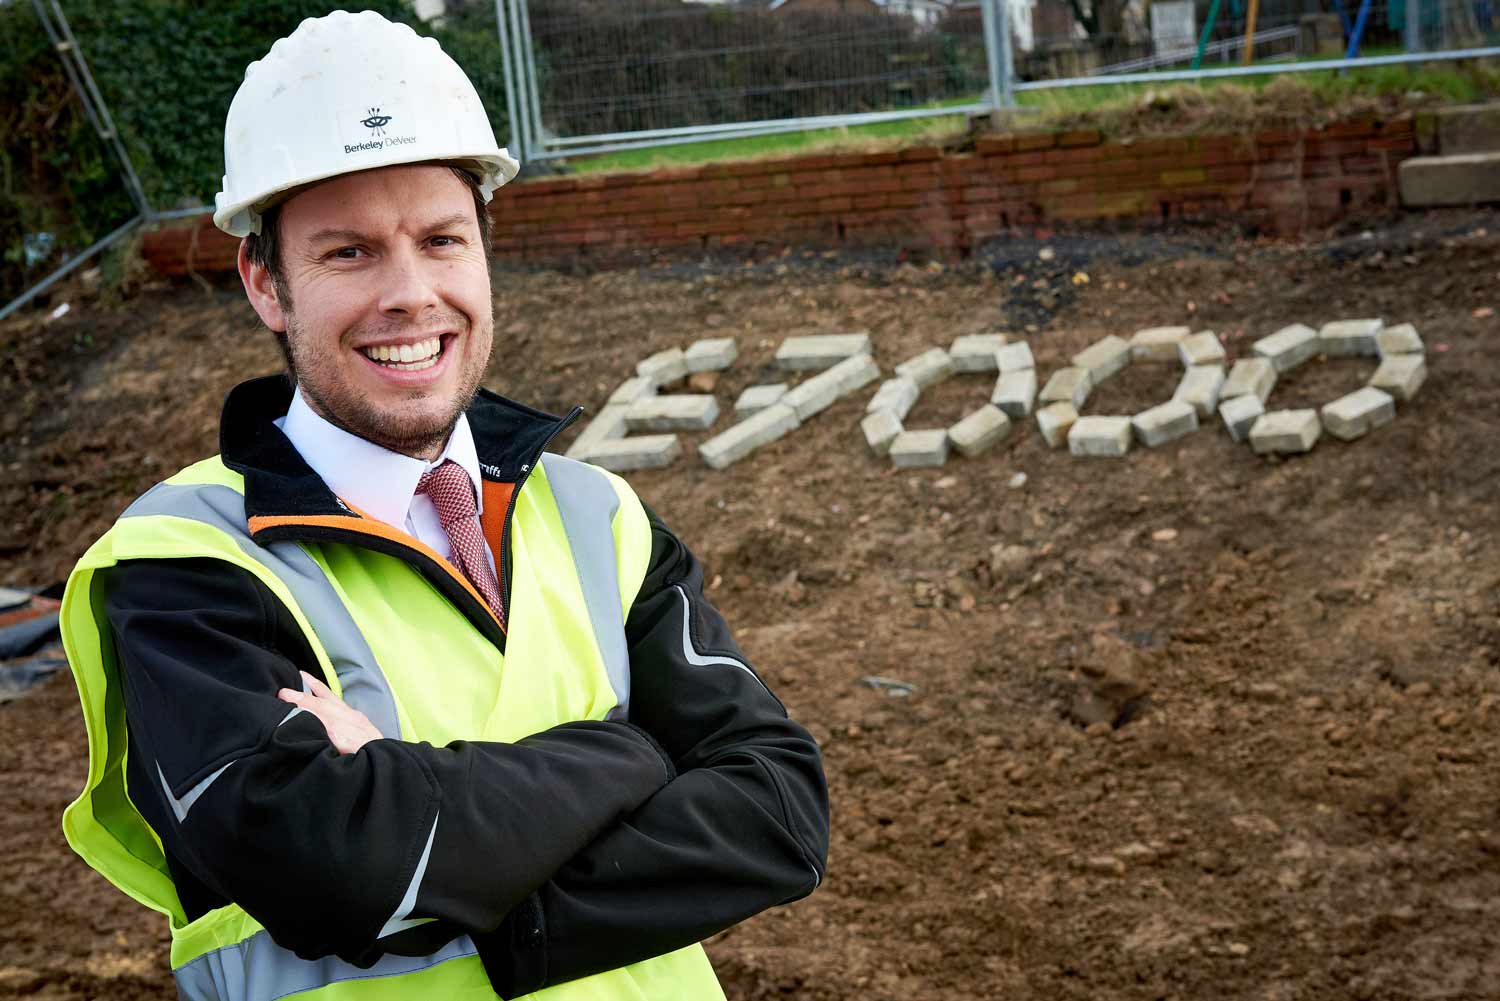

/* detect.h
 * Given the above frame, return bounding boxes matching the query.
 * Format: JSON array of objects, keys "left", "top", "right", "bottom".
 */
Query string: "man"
[{"left": 58, "top": 11, "right": 828, "bottom": 1000}]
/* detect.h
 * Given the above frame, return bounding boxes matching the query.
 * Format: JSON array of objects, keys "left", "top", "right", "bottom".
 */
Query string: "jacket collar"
[{"left": 219, "top": 375, "right": 577, "bottom": 524}]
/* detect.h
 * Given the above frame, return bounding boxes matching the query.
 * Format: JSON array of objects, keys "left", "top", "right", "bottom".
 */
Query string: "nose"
[{"left": 376, "top": 244, "right": 442, "bottom": 319}]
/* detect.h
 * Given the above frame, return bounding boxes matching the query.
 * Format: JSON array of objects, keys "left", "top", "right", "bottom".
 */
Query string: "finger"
[
  {"left": 303, "top": 671, "right": 335, "bottom": 699},
  {"left": 277, "top": 688, "right": 306, "bottom": 705}
]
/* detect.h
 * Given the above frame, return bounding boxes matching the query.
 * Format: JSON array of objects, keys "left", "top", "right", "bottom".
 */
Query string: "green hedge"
[{"left": 0, "top": 0, "right": 510, "bottom": 302}]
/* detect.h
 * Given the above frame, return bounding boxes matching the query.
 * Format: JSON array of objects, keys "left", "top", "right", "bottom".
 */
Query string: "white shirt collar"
[{"left": 275, "top": 387, "right": 485, "bottom": 530}]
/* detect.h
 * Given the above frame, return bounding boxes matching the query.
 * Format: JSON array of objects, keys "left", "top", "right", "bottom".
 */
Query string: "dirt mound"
[{"left": 3, "top": 208, "right": 1499, "bottom": 1000}]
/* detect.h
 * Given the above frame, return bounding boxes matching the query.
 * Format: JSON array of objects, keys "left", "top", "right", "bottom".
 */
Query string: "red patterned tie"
[{"left": 416, "top": 460, "right": 504, "bottom": 618}]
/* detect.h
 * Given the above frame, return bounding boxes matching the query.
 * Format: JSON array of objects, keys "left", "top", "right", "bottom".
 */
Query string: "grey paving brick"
[
  {"left": 1068, "top": 416, "right": 1133, "bottom": 458},
  {"left": 698, "top": 404, "right": 801, "bottom": 470},
  {"left": 1369, "top": 353, "right": 1427, "bottom": 401},
  {"left": 866, "top": 377, "right": 921, "bottom": 421},
  {"left": 1173, "top": 364, "right": 1226, "bottom": 418},
  {"left": 774, "top": 332, "right": 872, "bottom": 370},
  {"left": 1253, "top": 323, "right": 1319, "bottom": 372},
  {"left": 1130, "top": 325, "right": 1191, "bottom": 363},
  {"left": 1318, "top": 318, "right": 1382, "bottom": 357},
  {"left": 1131, "top": 399, "right": 1199, "bottom": 447},
  {"left": 861, "top": 410, "right": 903, "bottom": 456},
  {"left": 895, "top": 347, "right": 956, "bottom": 389},
  {"left": 1039, "top": 367, "right": 1093, "bottom": 409},
  {"left": 1249, "top": 409, "right": 1322, "bottom": 454},
  {"left": 991, "top": 369, "right": 1038, "bottom": 417},
  {"left": 1218, "top": 396, "right": 1266, "bottom": 441},
  {"left": 782, "top": 371, "right": 843, "bottom": 422},
  {"left": 607, "top": 376, "right": 656, "bottom": 407},
  {"left": 636, "top": 347, "right": 689, "bottom": 386},
  {"left": 1221, "top": 357, "right": 1277, "bottom": 403},
  {"left": 1376, "top": 323, "right": 1424, "bottom": 358},
  {"left": 733, "top": 383, "right": 788, "bottom": 418},
  {"left": 684, "top": 337, "right": 739, "bottom": 373},
  {"left": 995, "top": 341, "right": 1035, "bottom": 373},
  {"left": 826, "top": 352, "right": 882, "bottom": 394},
  {"left": 565, "top": 404, "right": 630, "bottom": 459},
  {"left": 584, "top": 435, "right": 681, "bottom": 472},
  {"left": 1218, "top": 395, "right": 1264, "bottom": 443},
  {"left": 1322, "top": 386, "right": 1396, "bottom": 441},
  {"left": 1178, "top": 331, "right": 1227, "bottom": 368},
  {"left": 1072, "top": 335, "right": 1132, "bottom": 383},
  {"left": 949, "top": 334, "right": 1008, "bottom": 372},
  {"left": 1035, "top": 402, "right": 1077, "bottom": 448},
  {"left": 625, "top": 394, "right": 719, "bottom": 431},
  {"left": 889, "top": 429, "right": 950, "bottom": 468},
  {"left": 947, "top": 405, "right": 1012, "bottom": 458}
]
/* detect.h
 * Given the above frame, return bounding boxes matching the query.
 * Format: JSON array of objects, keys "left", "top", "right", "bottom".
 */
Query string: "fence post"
[
  {"left": 982, "top": 0, "right": 1011, "bottom": 113},
  {"left": 494, "top": 0, "right": 527, "bottom": 163},
  {"left": 999, "top": 0, "right": 1016, "bottom": 108},
  {"left": 1405, "top": 0, "right": 1422, "bottom": 50}
]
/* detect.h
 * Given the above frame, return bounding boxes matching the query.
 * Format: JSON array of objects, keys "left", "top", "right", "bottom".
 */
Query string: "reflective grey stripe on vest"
[
  {"left": 173, "top": 929, "right": 478, "bottom": 1001},
  {"left": 120, "top": 482, "right": 402, "bottom": 741},
  {"left": 539, "top": 454, "right": 631, "bottom": 720}
]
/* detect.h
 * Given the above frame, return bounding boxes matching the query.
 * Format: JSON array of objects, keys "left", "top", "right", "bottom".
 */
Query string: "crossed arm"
[{"left": 103, "top": 509, "right": 828, "bottom": 996}]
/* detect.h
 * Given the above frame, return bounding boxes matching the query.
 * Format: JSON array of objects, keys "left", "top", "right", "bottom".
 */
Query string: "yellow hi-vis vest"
[{"left": 59, "top": 452, "right": 725, "bottom": 1001}]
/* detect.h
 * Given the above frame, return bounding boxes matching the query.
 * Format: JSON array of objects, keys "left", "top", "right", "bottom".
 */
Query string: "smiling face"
[{"left": 238, "top": 165, "right": 493, "bottom": 459}]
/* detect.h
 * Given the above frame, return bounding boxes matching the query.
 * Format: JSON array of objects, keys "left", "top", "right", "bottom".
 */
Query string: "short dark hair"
[{"left": 245, "top": 165, "right": 493, "bottom": 369}]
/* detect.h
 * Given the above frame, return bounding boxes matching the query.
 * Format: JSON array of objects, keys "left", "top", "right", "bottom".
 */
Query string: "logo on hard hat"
[{"left": 361, "top": 108, "right": 392, "bottom": 136}]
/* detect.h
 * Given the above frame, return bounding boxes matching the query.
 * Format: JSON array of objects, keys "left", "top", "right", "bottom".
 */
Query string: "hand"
[{"left": 277, "top": 671, "right": 383, "bottom": 755}]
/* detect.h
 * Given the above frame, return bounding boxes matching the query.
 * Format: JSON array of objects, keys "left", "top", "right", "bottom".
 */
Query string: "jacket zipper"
[{"left": 497, "top": 406, "right": 582, "bottom": 624}]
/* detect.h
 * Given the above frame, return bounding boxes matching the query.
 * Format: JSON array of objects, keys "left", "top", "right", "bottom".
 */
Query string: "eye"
[
  {"left": 330, "top": 246, "right": 365, "bottom": 260},
  {"left": 430, "top": 235, "right": 461, "bottom": 248}
]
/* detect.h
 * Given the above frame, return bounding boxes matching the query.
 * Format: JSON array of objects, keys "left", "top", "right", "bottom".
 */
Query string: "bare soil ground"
[{"left": 2, "top": 207, "right": 1498, "bottom": 1001}]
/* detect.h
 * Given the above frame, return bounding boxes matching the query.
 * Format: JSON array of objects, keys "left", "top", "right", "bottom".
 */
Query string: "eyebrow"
[{"left": 305, "top": 214, "right": 474, "bottom": 246}]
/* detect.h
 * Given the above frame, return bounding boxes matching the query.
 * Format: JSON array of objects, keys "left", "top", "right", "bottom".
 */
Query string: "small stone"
[
  {"left": 683, "top": 336, "right": 738, "bottom": 373},
  {"left": 734, "top": 383, "right": 788, "bottom": 418},
  {"left": 861, "top": 410, "right": 903, "bottom": 456},
  {"left": 949, "top": 333, "right": 1008, "bottom": 372},
  {"left": 1116, "top": 842, "right": 1157, "bottom": 863},
  {"left": 866, "top": 377, "right": 921, "bottom": 421},
  {"left": 1151, "top": 528, "right": 1179, "bottom": 542},
  {"left": 895, "top": 347, "right": 956, "bottom": 390},
  {"left": 947, "top": 405, "right": 1012, "bottom": 458},
  {"left": 1221, "top": 357, "right": 1276, "bottom": 403},
  {"left": 1071, "top": 335, "right": 1131, "bottom": 384},
  {"left": 1035, "top": 402, "right": 1077, "bottom": 448},
  {"left": 636, "top": 348, "right": 688, "bottom": 386},
  {"left": 1173, "top": 365, "right": 1226, "bottom": 418},
  {"left": 889, "top": 429, "right": 950, "bottom": 468},
  {"left": 989, "top": 543, "right": 1032, "bottom": 578},
  {"left": 1068, "top": 416, "right": 1133, "bottom": 458},
  {"left": 1253, "top": 323, "right": 1319, "bottom": 373},
  {"left": 607, "top": 376, "right": 656, "bottom": 407},
  {"left": 1376, "top": 323, "right": 1424, "bottom": 358},
  {"left": 1319, "top": 318, "right": 1382, "bottom": 357},
  {"left": 1322, "top": 387, "right": 1396, "bottom": 441},
  {"left": 1039, "top": 367, "right": 1093, "bottom": 409},
  {"left": 992, "top": 369, "right": 1038, "bottom": 418},
  {"left": 1130, "top": 325, "right": 1190, "bottom": 363},
  {"left": 1219, "top": 395, "right": 1264, "bottom": 443},
  {"left": 1084, "top": 855, "right": 1125, "bottom": 876},
  {"left": 1132, "top": 399, "right": 1198, "bottom": 447},
  {"left": 1249, "top": 409, "right": 1322, "bottom": 455},
  {"left": 1008, "top": 472, "right": 1028, "bottom": 489},
  {"left": 1178, "top": 331, "right": 1226, "bottom": 368},
  {"left": 995, "top": 341, "right": 1035, "bottom": 372},
  {"left": 775, "top": 332, "right": 872, "bottom": 370},
  {"left": 1369, "top": 354, "right": 1427, "bottom": 402},
  {"left": 1228, "top": 942, "right": 1251, "bottom": 957},
  {"left": 687, "top": 371, "right": 720, "bottom": 393},
  {"left": 625, "top": 394, "right": 719, "bottom": 431}
]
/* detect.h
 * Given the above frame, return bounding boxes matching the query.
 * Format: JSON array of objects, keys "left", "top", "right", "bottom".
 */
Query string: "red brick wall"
[{"left": 142, "top": 116, "right": 1415, "bottom": 277}]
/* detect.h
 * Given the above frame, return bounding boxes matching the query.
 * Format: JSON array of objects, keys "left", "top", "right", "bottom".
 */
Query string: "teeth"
[{"left": 363, "top": 337, "right": 443, "bottom": 368}]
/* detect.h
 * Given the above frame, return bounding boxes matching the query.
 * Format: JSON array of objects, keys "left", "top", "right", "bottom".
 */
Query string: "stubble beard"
[{"left": 285, "top": 305, "right": 493, "bottom": 460}]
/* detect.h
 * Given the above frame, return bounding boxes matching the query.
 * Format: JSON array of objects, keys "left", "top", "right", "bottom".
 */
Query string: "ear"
[{"left": 238, "top": 239, "right": 288, "bottom": 333}]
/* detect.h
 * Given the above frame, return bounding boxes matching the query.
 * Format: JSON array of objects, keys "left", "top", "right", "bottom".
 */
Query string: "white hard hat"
[{"left": 213, "top": 10, "right": 520, "bottom": 237}]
